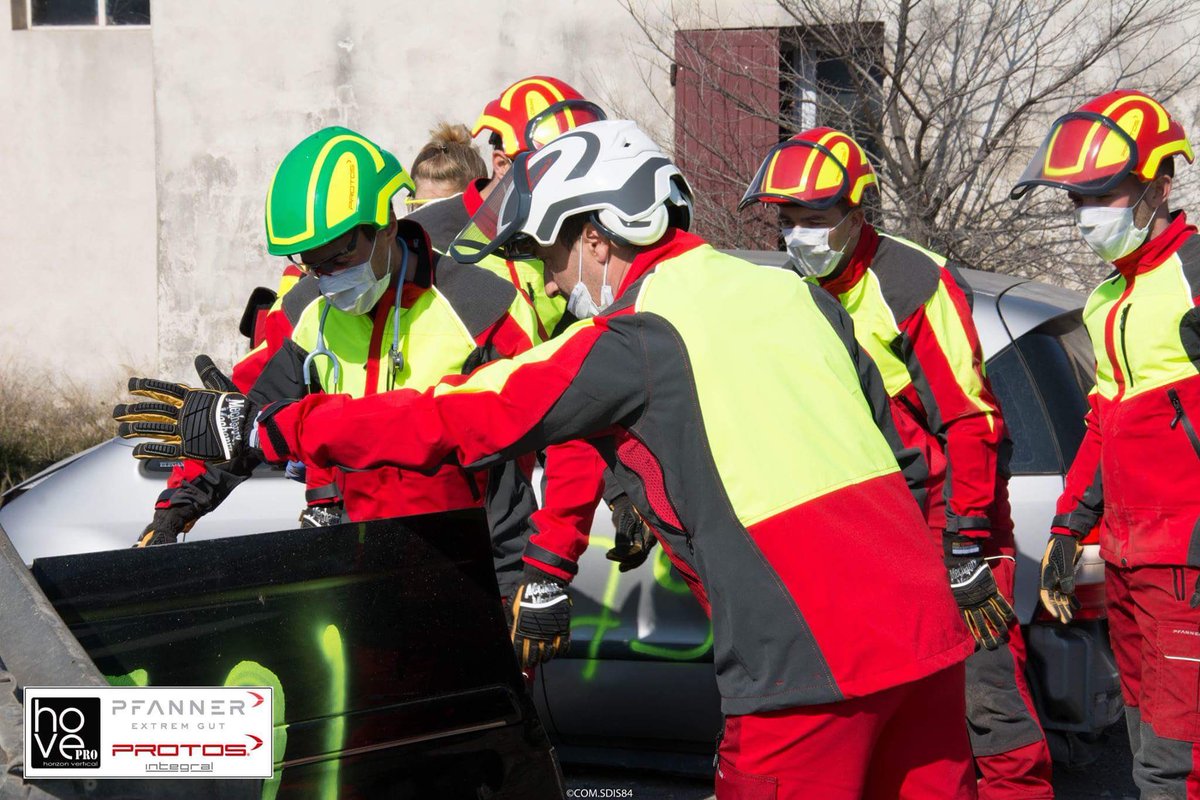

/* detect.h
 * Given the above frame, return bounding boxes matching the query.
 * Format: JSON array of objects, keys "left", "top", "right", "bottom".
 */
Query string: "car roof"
[{"left": 722, "top": 251, "right": 1084, "bottom": 359}]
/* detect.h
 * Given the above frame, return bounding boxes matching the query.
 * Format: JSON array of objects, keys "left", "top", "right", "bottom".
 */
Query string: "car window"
[{"left": 987, "top": 312, "right": 1094, "bottom": 475}]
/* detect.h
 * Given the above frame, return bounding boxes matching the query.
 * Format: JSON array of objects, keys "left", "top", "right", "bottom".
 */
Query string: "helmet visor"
[
  {"left": 1012, "top": 112, "right": 1138, "bottom": 198},
  {"left": 449, "top": 153, "right": 537, "bottom": 264},
  {"left": 739, "top": 139, "right": 851, "bottom": 211},
  {"left": 524, "top": 100, "right": 607, "bottom": 152}
]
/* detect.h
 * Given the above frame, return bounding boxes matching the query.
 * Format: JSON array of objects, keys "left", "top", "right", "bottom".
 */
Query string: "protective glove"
[
  {"left": 605, "top": 493, "right": 657, "bottom": 572},
  {"left": 944, "top": 534, "right": 1014, "bottom": 651},
  {"left": 299, "top": 503, "right": 345, "bottom": 528},
  {"left": 507, "top": 565, "right": 572, "bottom": 669},
  {"left": 134, "top": 505, "right": 197, "bottom": 547},
  {"left": 1039, "top": 533, "right": 1083, "bottom": 623},
  {"left": 113, "top": 355, "right": 258, "bottom": 464}
]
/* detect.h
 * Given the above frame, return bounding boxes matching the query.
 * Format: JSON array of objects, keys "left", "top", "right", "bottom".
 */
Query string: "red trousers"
[
  {"left": 715, "top": 663, "right": 975, "bottom": 799},
  {"left": 968, "top": 555, "right": 1054, "bottom": 800},
  {"left": 1106, "top": 564, "right": 1200, "bottom": 797}
]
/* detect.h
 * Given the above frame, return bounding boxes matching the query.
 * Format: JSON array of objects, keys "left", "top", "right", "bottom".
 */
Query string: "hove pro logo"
[
  {"left": 24, "top": 687, "right": 272, "bottom": 779},
  {"left": 28, "top": 697, "right": 101, "bottom": 769}
]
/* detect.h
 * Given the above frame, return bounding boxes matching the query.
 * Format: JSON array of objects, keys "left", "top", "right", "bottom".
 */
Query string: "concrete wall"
[
  {"left": 0, "top": 2, "right": 157, "bottom": 392},
  {"left": 148, "top": 0, "right": 726, "bottom": 380}
]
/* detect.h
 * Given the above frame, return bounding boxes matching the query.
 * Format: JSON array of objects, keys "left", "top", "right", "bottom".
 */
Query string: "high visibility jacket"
[
  {"left": 1054, "top": 212, "right": 1200, "bottom": 568},
  {"left": 259, "top": 229, "right": 974, "bottom": 715},
  {"left": 818, "top": 225, "right": 1009, "bottom": 541}
]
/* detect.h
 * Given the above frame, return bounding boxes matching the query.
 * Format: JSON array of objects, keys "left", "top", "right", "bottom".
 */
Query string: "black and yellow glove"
[
  {"left": 113, "top": 355, "right": 258, "bottom": 464},
  {"left": 944, "top": 535, "right": 1014, "bottom": 651},
  {"left": 605, "top": 494, "right": 657, "bottom": 573},
  {"left": 1039, "top": 533, "right": 1083, "bottom": 623},
  {"left": 134, "top": 505, "right": 197, "bottom": 547},
  {"left": 507, "top": 566, "right": 571, "bottom": 669}
]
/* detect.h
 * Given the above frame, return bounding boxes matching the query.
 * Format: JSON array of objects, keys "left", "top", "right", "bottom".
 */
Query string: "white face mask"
[
  {"left": 317, "top": 231, "right": 392, "bottom": 315},
  {"left": 1074, "top": 184, "right": 1155, "bottom": 263},
  {"left": 566, "top": 237, "right": 614, "bottom": 319},
  {"left": 783, "top": 214, "right": 851, "bottom": 278}
]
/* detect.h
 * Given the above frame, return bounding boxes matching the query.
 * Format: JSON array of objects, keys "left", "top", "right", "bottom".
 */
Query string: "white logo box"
[{"left": 24, "top": 686, "right": 273, "bottom": 779}]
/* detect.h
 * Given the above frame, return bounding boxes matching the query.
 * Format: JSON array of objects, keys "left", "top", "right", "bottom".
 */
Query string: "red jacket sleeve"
[
  {"left": 1052, "top": 391, "right": 1103, "bottom": 537},
  {"left": 899, "top": 270, "right": 1005, "bottom": 537},
  {"left": 258, "top": 317, "right": 642, "bottom": 498},
  {"left": 526, "top": 439, "right": 609, "bottom": 580}
]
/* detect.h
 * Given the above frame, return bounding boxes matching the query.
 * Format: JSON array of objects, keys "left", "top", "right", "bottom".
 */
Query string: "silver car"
[{"left": 0, "top": 257, "right": 1120, "bottom": 770}]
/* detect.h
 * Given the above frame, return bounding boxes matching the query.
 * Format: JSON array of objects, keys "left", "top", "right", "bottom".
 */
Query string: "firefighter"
[
  {"left": 118, "top": 120, "right": 1000, "bottom": 798},
  {"left": 741, "top": 128, "right": 1053, "bottom": 800},
  {"left": 120, "top": 125, "right": 547, "bottom": 600},
  {"left": 1015, "top": 89, "right": 1200, "bottom": 797}
]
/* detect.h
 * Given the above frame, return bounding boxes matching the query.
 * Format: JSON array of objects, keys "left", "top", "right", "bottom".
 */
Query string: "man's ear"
[
  {"left": 492, "top": 150, "right": 511, "bottom": 179},
  {"left": 1152, "top": 174, "right": 1173, "bottom": 208},
  {"left": 582, "top": 221, "right": 611, "bottom": 262}
]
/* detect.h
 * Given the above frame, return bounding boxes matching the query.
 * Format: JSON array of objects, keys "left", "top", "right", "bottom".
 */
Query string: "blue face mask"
[{"left": 316, "top": 231, "right": 391, "bottom": 315}]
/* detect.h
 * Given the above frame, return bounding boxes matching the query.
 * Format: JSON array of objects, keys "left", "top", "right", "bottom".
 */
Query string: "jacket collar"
[
  {"left": 1113, "top": 210, "right": 1195, "bottom": 277},
  {"left": 820, "top": 222, "right": 879, "bottom": 296},
  {"left": 617, "top": 229, "right": 708, "bottom": 298}
]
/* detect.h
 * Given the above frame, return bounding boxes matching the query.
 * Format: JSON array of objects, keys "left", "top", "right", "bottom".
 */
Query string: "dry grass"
[{"left": 0, "top": 367, "right": 115, "bottom": 494}]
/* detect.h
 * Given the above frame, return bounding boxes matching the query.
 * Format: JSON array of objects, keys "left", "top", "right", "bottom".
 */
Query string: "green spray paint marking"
[
  {"left": 316, "top": 623, "right": 347, "bottom": 800},
  {"left": 570, "top": 539, "right": 713, "bottom": 681},
  {"left": 568, "top": 536, "right": 620, "bottom": 681},
  {"left": 106, "top": 668, "right": 149, "bottom": 687},
  {"left": 629, "top": 627, "right": 714, "bottom": 660},
  {"left": 652, "top": 547, "right": 691, "bottom": 595},
  {"left": 224, "top": 661, "right": 287, "bottom": 800}
]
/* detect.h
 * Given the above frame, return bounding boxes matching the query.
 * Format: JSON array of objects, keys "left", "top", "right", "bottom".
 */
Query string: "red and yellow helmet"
[
  {"left": 739, "top": 127, "right": 878, "bottom": 211},
  {"left": 472, "top": 75, "right": 606, "bottom": 158},
  {"left": 1012, "top": 90, "right": 1194, "bottom": 198}
]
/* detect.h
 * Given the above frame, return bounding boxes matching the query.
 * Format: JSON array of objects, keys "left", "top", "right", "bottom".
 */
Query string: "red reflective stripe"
[
  {"left": 363, "top": 287, "right": 398, "bottom": 396},
  {"left": 1103, "top": 281, "right": 1136, "bottom": 402}
]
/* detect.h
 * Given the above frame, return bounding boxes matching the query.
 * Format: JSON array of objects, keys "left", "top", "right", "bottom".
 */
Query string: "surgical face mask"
[
  {"left": 782, "top": 214, "right": 851, "bottom": 278},
  {"left": 1074, "top": 184, "right": 1156, "bottom": 262},
  {"left": 566, "top": 238, "right": 614, "bottom": 319},
  {"left": 316, "top": 231, "right": 391, "bottom": 315}
]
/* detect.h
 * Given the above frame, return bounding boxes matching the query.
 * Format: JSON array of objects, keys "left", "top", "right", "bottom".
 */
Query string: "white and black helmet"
[{"left": 450, "top": 120, "right": 693, "bottom": 264}]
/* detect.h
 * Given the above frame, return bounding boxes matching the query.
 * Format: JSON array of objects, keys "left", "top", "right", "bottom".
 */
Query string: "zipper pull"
[{"left": 1169, "top": 389, "right": 1184, "bottom": 430}]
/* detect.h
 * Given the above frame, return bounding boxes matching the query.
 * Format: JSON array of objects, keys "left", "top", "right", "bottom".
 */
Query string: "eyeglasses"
[
  {"left": 498, "top": 233, "right": 538, "bottom": 261},
  {"left": 287, "top": 226, "right": 373, "bottom": 275}
]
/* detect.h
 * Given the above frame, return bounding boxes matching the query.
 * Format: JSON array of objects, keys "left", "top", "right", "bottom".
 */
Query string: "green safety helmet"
[{"left": 265, "top": 126, "right": 415, "bottom": 256}]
